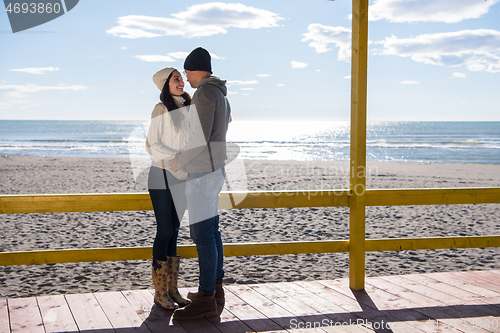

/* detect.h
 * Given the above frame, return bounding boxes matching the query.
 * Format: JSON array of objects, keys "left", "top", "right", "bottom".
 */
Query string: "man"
[{"left": 170, "top": 47, "right": 231, "bottom": 320}]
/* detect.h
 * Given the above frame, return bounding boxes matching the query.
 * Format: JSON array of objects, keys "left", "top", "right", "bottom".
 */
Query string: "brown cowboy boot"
[
  {"left": 187, "top": 279, "right": 225, "bottom": 304},
  {"left": 151, "top": 259, "right": 177, "bottom": 310},
  {"left": 166, "top": 256, "right": 191, "bottom": 308},
  {"left": 173, "top": 288, "right": 217, "bottom": 320}
]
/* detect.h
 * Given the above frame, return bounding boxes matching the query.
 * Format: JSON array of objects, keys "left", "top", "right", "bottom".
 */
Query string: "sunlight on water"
[
  {"left": 227, "top": 121, "right": 348, "bottom": 142},
  {"left": 227, "top": 121, "right": 351, "bottom": 160},
  {"left": 0, "top": 120, "right": 499, "bottom": 163}
]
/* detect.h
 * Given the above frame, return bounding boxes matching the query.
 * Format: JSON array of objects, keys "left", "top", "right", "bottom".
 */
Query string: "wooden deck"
[{"left": 2, "top": 270, "right": 499, "bottom": 332}]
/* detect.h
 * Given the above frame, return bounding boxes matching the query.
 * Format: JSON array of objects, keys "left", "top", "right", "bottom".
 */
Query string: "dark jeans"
[{"left": 148, "top": 166, "right": 187, "bottom": 260}]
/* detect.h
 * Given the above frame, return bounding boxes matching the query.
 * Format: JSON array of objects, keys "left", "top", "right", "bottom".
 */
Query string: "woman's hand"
[{"left": 169, "top": 155, "right": 182, "bottom": 172}]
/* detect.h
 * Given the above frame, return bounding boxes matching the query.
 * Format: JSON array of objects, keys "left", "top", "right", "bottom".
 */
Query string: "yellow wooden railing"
[
  {"left": 1, "top": 0, "right": 499, "bottom": 290},
  {"left": 2, "top": 188, "right": 500, "bottom": 216},
  {"left": 1, "top": 190, "right": 500, "bottom": 284}
]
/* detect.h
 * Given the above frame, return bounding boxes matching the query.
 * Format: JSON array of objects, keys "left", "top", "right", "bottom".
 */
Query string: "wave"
[
  {"left": 1, "top": 120, "right": 499, "bottom": 163},
  {"left": 440, "top": 140, "right": 485, "bottom": 145},
  {"left": 11, "top": 139, "right": 127, "bottom": 143}
]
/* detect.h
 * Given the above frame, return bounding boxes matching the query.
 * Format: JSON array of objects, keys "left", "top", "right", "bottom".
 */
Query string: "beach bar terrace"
[{"left": 1, "top": 0, "right": 500, "bottom": 332}]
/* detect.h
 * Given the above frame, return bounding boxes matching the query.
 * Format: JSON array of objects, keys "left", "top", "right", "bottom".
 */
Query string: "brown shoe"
[
  {"left": 173, "top": 288, "right": 217, "bottom": 320},
  {"left": 187, "top": 279, "right": 225, "bottom": 304}
]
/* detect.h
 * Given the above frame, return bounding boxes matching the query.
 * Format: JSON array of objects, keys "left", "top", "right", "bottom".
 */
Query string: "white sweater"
[{"left": 145, "top": 97, "right": 190, "bottom": 180}]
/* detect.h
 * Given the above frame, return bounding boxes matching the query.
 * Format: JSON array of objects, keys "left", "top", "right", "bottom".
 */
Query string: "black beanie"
[{"left": 184, "top": 47, "right": 212, "bottom": 73}]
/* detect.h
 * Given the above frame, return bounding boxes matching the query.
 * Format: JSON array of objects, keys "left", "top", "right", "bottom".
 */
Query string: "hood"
[{"left": 198, "top": 76, "right": 227, "bottom": 96}]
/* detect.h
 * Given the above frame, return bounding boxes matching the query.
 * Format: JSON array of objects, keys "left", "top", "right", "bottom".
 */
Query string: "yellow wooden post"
[{"left": 349, "top": 0, "right": 369, "bottom": 290}]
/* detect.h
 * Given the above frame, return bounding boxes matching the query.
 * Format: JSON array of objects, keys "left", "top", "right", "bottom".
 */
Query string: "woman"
[{"left": 146, "top": 67, "right": 191, "bottom": 310}]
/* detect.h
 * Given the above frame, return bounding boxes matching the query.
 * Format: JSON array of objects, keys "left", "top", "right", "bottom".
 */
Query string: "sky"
[{"left": 1, "top": 0, "right": 500, "bottom": 121}]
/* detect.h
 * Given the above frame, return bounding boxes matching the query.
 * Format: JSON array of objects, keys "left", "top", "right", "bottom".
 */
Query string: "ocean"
[{"left": 0, "top": 120, "right": 499, "bottom": 164}]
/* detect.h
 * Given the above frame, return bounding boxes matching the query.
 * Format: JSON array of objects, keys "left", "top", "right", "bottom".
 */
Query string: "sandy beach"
[{"left": 1, "top": 155, "right": 499, "bottom": 298}]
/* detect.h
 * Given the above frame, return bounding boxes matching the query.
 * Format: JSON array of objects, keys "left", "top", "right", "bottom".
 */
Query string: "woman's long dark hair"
[{"left": 160, "top": 71, "right": 191, "bottom": 131}]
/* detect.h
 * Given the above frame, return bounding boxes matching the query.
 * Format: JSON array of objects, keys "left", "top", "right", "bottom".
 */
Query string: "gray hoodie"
[{"left": 178, "top": 76, "right": 231, "bottom": 173}]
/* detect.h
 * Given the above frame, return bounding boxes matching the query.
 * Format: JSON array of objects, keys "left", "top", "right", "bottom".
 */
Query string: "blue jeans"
[
  {"left": 148, "top": 167, "right": 187, "bottom": 260},
  {"left": 186, "top": 168, "right": 225, "bottom": 294}
]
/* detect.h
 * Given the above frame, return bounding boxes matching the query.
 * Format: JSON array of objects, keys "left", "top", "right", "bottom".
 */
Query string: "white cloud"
[
  {"left": 257, "top": 74, "right": 270, "bottom": 77},
  {"left": 227, "top": 91, "right": 238, "bottom": 95},
  {"left": 451, "top": 72, "right": 466, "bottom": 78},
  {"left": 121, "top": 47, "right": 127, "bottom": 50},
  {"left": 344, "top": 75, "right": 351, "bottom": 79},
  {"left": 277, "top": 83, "right": 284, "bottom": 86},
  {"left": 369, "top": 0, "right": 499, "bottom": 23},
  {"left": 291, "top": 61, "right": 308, "bottom": 69},
  {"left": 107, "top": 3, "right": 283, "bottom": 39},
  {"left": 374, "top": 29, "right": 500, "bottom": 73},
  {"left": 0, "top": 84, "right": 88, "bottom": 98},
  {"left": 0, "top": 99, "right": 32, "bottom": 109},
  {"left": 401, "top": 81, "right": 419, "bottom": 85},
  {"left": 107, "top": 26, "right": 161, "bottom": 39},
  {"left": 227, "top": 80, "right": 258, "bottom": 86},
  {"left": 134, "top": 55, "right": 176, "bottom": 62},
  {"left": 209, "top": 53, "right": 225, "bottom": 60},
  {"left": 241, "top": 88, "right": 255, "bottom": 91},
  {"left": 302, "top": 23, "right": 351, "bottom": 61},
  {"left": 134, "top": 51, "right": 223, "bottom": 62},
  {"left": 169, "top": 52, "right": 189, "bottom": 59},
  {"left": 10, "top": 67, "right": 59, "bottom": 75}
]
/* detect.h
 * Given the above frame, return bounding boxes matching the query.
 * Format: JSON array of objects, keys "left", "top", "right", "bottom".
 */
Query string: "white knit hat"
[{"left": 152, "top": 67, "right": 177, "bottom": 91}]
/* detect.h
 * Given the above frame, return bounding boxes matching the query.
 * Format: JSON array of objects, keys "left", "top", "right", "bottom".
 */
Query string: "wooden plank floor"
[{"left": 2, "top": 270, "right": 500, "bottom": 332}]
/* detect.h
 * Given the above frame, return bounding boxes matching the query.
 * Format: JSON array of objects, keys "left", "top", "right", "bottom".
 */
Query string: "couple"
[{"left": 145, "top": 47, "right": 230, "bottom": 320}]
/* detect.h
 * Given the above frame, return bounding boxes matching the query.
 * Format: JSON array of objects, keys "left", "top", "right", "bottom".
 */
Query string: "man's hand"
[{"left": 169, "top": 154, "right": 182, "bottom": 172}]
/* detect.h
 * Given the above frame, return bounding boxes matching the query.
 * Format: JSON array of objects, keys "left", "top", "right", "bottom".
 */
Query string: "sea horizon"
[{"left": 1, "top": 120, "right": 499, "bottom": 164}]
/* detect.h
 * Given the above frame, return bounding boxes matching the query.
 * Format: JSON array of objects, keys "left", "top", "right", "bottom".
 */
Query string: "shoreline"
[
  {"left": 3, "top": 153, "right": 500, "bottom": 165},
  {"left": 1, "top": 156, "right": 499, "bottom": 298}
]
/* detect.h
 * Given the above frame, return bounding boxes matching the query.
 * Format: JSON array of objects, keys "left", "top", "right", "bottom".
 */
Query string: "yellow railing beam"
[
  {"left": 366, "top": 188, "right": 500, "bottom": 206},
  {"left": 350, "top": 0, "right": 369, "bottom": 290},
  {"left": 0, "top": 240, "right": 350, "bottom": 266},
  {"left": 0, "top": 193, "right": 154, "bottom": 214},
  {"left": 1, "top": 188, "right": 500, "bottom": 215},
  {"left": 366, "top": 236, "right": 500, "bottom": 252},
  {"left": 1, "top": 236, "right": 498, "bottom": 267},
  {"left": 220, "top": 190, "right": 350, "bottom": 209},
  {"left": 0, "top": 191, "right": 351, "bottom": 215},
  {"left": 222, "top": 239, "right": 349, "bottom": 257}
]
